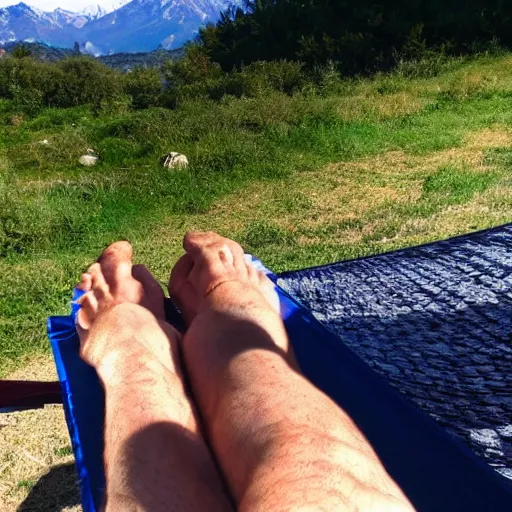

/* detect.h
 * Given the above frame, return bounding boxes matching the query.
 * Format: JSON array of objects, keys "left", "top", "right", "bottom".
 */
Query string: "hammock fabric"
[{"left": 48, "top": 225, "right": 512, "bottom": 512}]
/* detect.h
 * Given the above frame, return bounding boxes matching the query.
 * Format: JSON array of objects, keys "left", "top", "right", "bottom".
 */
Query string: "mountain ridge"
[{"left": 0, "top": 0, "right": 242, "bottom": 54}]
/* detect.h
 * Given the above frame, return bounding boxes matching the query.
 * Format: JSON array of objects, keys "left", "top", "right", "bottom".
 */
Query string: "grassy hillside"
[{"left": 1, "top": 53, "right": 512, "bottom": 376}]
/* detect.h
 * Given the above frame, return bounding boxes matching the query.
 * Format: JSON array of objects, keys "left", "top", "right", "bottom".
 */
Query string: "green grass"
[
  {"left": 16, "top": 479, "right": 35, "bottom": 490},
  {"left": 423, "top": 166, "right": 498, "bottom": 201},
  {"left": 53, "top": 446, "right": 73, "bottom": 457},
  {"left": 1, "top": 53, "right": 512, "bottom": 375}
]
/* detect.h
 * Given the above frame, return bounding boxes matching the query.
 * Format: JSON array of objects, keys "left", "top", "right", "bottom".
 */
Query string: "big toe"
[{"left": 97, "top": 241, "right": 134, "bottom": 295}]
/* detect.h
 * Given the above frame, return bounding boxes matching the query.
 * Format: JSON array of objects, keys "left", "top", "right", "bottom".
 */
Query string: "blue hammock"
[{"left": 48, "top": 225, "right": 512, "bottom": 511}]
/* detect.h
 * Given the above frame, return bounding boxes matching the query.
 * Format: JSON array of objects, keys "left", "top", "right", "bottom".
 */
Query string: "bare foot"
[
  {"left": 168, "top": 232, "right": 280, "bottom": 325},
  {"left": 76, "top": 241, "right": 180, "bottom": 375},
  {"left": 167, "top": 232, "right": 413, "bottom": 512},
  {"left": 75, "top": 241, "right": 235, "bottom": 512}
]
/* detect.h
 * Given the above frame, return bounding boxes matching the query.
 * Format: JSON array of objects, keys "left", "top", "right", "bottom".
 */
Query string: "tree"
[
  {"left": 198, "top": 0, "right": 512, "bottom": 75},
  {"left": 12, "top": 44, "right": 31, "bottom": 59}
]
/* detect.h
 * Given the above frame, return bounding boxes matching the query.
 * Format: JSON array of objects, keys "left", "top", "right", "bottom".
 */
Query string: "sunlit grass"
[{"left": 1, "top": 53, "right": 512, "bottom": 375}]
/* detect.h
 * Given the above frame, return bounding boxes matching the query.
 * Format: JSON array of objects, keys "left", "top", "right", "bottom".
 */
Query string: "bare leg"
[
  {"left": 76, "top": 241, "right": 233, "bottom": 512},
  {"left": 169, "top": 232, "right": 414, "bottom": 511}
]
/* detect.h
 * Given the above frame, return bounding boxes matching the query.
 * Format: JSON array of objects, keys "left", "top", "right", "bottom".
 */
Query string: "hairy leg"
[
  {"left": 169, "top": 232, "right": 414, "bottom": 512},
  {"left": 76, "top": 241, "right": 232, "bottom": 512}
]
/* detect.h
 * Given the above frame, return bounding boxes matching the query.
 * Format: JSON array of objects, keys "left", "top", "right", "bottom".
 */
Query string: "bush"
[
  {"left": 0, "top": 57, "right": 65, "bottom": 114},
  {"left": 124, "top": 68, "right": 164, "bottom": 109},
  {"left": 171, "top": 59, "right": 306, "bottom": 103},
  {"left": 240, "top": 60, "right": 306, "bottom": 96},
  {"left": 162, "top": 43, "right": 223, "bottom": 88},
  {"left": 55, "top": 57, "right": 123, "bottom": 112},
  {"left": 316, "top": 61, "right": 345, "bottom": 95},
  {"left": 0, "top": 56, "right": 125, "bottom": 114}
]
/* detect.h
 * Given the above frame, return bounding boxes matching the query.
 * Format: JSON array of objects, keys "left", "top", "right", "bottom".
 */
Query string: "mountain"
[
  {"left": 1, "top": 40, "right": 183, "bottom": 68},
  {"left": 78, "top": 5, "right": 108, "bottom": 21},
  {"left": 0, "top": 3, "right": 98, "bottom": 46},
  {"left": 0, "top": 0, "right": 243, "bottom": 55},
  {"left": 47, "top": 7, "right": 93, "bottom": 29},
  {"left": 0, "top": 39, "right": 74, "bottom": 60},
  {"left": 80, "top": 0, "right": 241, "bottom": 54}
]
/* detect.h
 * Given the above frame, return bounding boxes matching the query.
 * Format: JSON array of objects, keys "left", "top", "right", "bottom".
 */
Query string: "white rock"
[
  {"left": 38, "top": 139, "right": 50, "bottom": 145},
  {"left": 163, "top": 152, "right": 189, "bottom": 169},
  {"left": 79, "top": 155, "right": 98, "bottom": 166}
]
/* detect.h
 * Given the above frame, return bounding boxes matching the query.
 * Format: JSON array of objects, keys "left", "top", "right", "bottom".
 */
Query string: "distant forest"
[
  {"left": 199, "top": 0, "right": 512, "bottom": 74},
  {"left": 0, "top": 42, "right": 182, "bottom": 71}
]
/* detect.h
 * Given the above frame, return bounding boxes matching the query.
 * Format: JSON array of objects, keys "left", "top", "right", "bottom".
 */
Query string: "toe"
[
  {"left": 246, "top": 261, "right": 260, "bottom": 285},
  {"left": 97, "top": 241, "right": 134, "bottom": 296},
  {"left": 77, "top": 273, "right": 92, "bottom": 291},
  {"left": 168, "top": 254, "right": 198, "bottom": 324},
  {"left": 77, "top": 291, "right": 99, "bottom": 332},
  {"left": 89, "top": 262, "right": 111, "bottom": 303},
  {"left": 132, "top": 264, "right": 165, "bottom": 318}
]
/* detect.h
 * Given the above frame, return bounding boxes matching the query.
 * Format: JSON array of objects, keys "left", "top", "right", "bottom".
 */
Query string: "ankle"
[{"left": 202, "top": 281, "right": 277, "bottom": 319}]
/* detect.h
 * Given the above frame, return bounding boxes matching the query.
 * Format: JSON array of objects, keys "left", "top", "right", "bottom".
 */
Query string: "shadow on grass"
[{"left": 17, "top": 463, "right": 80, "bottom": 512}]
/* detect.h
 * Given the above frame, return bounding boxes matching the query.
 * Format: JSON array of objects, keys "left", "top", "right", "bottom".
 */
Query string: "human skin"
[
  {"left": 169, "top": 231, "right": 414, "bottom": 512},
  {"left": 76, "top": 242, "right": 233, "bottom": 512},
  {"left": 77, "top": 233, "right": 414, "bottom": 511}
]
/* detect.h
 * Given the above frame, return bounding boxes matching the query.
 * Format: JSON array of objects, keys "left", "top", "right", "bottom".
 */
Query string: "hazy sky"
[{"left": 0, "top": 0, "right": 125, "bottom": 12}]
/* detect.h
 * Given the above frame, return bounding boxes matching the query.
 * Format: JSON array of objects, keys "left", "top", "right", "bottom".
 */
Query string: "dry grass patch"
[
  {"left": 0, "top": 356, "right": 80, "bottom": 512},
  {"left": 4, "top": 354, "right": 57, "bottom": 382},
  {"left": 336, "top": 91, "right": 427, "bottom": 121},
  {"left": 142, "top": 125, "right": 512, "bottom": 256},
  {"left": 375, "top": 92, "right": 427, "bottom": 119},
  {"left": 188, "top": 125, "right": 512, "bottom": 252},
  {"left": 465, "top": 126, "right": 512, "bottom": 149}
]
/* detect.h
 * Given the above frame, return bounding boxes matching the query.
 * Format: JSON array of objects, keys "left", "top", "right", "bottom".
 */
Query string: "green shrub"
[
  {"left": 55, "top": 57, "right": 123, "bottom": 112},
  {"left": 165, "top": 54, "right": 306, "bottom": 103},
  {"left": 162, "top": 43, "right": 223, "bottom": 88},
  {"left": 240, "top": 60, "right": 306, "bottom": 96},
  {"left": 124, "top": 68, "right": 164, "bottom": 109},
  {"left": 316, "top": 61, "right": 344, "bottom": 95},
  {"left": 10, "top": 85, "right": 44, "bottom": 116},
  {"left": 0, "top": 56, "right": 124, "bottom": 113},
  {"left": 0, "top": 57, "right": 64, "bottom": 113}
]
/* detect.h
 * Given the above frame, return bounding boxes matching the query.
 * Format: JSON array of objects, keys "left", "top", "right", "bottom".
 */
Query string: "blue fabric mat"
[
  {"left": 48, "top": 227, "right": 512, "bottom": 511},
  {"left": 279, "top": 223, "right": 512, "bottom": 482}
]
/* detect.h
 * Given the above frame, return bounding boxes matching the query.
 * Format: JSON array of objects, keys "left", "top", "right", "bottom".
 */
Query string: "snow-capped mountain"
[
  {"left": 0, "top": 0, "right": 242, "bottom": 54},
  {"left": 79, "top": 5, "right": 108, "bottom": 20},
  {"left": 80, "top": 0, "right": 242, "bottom": 54},
  {"left": 47, "top": 7, "right": 95, "bottom": 29},
  {"left": 0, "top": 2, "right": 104, "bottom": 45}
]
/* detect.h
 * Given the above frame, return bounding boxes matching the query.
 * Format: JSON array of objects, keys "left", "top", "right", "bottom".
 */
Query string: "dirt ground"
[{"left": 0, "top": 355, "right": 81, "bottom": 512}]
